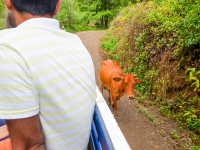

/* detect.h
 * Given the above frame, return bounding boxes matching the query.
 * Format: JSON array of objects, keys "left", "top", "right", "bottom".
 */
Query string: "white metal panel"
[{"left": 96, "top": 87, "right": 131, "bottom": 150}]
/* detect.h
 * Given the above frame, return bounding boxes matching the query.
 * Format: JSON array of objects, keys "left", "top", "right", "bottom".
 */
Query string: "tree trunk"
[{"left": 105, "top": 16, "right": 108, "bottom": 28}]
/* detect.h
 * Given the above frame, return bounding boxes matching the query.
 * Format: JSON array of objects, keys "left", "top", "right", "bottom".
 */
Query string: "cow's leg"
[
  {"left": 111, "top": 92, "right": 118, "bottom": 119},
  {"left": 112, "top": 103, "right": 114, "bottom": 108},
  {"left": 108, "top": 90, "right": 111, "bottom": 105},
  {"left": 101, "top": 83, "right": 104, "bottom": 94}
]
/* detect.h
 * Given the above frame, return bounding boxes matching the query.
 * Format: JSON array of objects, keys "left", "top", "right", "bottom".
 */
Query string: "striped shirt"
[{"left": 0, "top": 18, "right": 97, "bottom": 150}]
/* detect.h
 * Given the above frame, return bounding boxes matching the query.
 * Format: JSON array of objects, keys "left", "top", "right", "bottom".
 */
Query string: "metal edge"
[{"left": 94, "top": 104, "right": 115, "bottom": 150}]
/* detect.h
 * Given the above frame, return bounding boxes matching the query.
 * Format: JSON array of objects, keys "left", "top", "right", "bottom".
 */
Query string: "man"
[
  {"left": 0, "top": 0, "right": 97, "bottom": 150},
  {"left": 61, "top": 26, "right": 65, "bottom": 31}
]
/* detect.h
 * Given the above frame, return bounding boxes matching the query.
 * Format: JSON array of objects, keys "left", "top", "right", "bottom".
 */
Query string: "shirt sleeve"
[{"left": 0, "top": 43, "right": 39, "bottom": 119}]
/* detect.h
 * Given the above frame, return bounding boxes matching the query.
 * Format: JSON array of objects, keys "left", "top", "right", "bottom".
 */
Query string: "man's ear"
[
  {"left": 135, "top": 78, "right": 142, "bottom": 84},
  {"left": 54, "top": 0, "right": 62, "bottom": 16},
  {"left": 113, "top": 77, "right": 122, "bottom": 82},
  {"left": 4, "top": 0, "right": 13, "bottom": 10}
]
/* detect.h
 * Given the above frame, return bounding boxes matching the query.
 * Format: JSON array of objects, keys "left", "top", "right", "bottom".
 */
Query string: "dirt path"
[{"left": 76, "top": 31, "right": 176, "bottom": 150}]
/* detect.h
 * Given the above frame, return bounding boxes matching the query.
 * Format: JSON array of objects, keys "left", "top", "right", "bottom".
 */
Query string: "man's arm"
[{"left": 6, "top": 114, "right": 46, "bottom": 150}]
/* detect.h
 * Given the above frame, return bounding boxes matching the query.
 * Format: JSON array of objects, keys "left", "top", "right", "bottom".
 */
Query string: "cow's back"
[
  {"left": 112, "top": 61, "right": 123, "bottom": 71},
  {"left": 100, "top": 60, "right": 120, "bottom": 90}
]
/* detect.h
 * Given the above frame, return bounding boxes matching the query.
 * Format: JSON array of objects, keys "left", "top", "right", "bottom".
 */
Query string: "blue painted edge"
[
  {"left": 90, "top": 131, "right": 96, "bottom": 150},
  {"left": 92, "top": 121, "right": 102, "bottom": 150},
  {"left": 92, "top": 122, "right": 101, "bottom": 150},
  {"left": 94, "top": 104, "right": 115, "bottom": 150}
]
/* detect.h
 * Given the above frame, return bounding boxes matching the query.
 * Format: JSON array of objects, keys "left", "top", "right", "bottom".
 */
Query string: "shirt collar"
[{"left": 17, "top": 18, "right": 60, "bottom": 30}]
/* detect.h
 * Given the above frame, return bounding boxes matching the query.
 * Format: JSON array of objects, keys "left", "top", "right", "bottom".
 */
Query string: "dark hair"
[{"left": 10, "top": 0, "right": 58, "bottom": 16}]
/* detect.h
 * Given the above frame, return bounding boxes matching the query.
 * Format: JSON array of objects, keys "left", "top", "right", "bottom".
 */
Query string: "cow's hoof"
[
  {"left": 112, "top": 103, "right": 114, "bottom": 108},
  {"left": 109, "top": 100, "right": 111, "bottom": 105}
]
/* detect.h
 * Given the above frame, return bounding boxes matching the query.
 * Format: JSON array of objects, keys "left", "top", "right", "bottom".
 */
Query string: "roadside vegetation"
[
  {"left": 0, "top": 0, "right": 138, "bottom": 31},
  {"left": 0, "top": 0, "right": 5, "bottom": 29},
  {"left": 101, "top": 0, "right": 200, "bottom": 149},
  {"left": 55, "top": 0, "right": 140, "bottom": 32}
]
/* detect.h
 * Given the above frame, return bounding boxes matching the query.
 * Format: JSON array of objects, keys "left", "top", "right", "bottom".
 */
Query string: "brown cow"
[{"left": 100, "top": 59, "right": 142, "bottom": 118}]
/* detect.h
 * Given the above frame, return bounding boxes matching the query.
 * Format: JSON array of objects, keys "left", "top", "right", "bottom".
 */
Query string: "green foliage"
[
  {"left": 0, "top": 0, "right": 6, "bottom": 30},
  {"left": 186, "top": 118, "right": 200, "bottom": 134},
  {"left": 159, "top": 130, "right": 163, "bottom": 134},
  {"left": 191, "top": 146, "right": 200, "bottom": 150},
  {"left": 160, "top": 105, "right": 172, "bottom": 116},
  {"left": 55, "top": 0, "right": 136, "bottom": 32},
  {"left": 171, "top": 130, "right": 180, "bottom": 140},
  {"left": 179, "top": 126, "right": 183, "bottom": 132},
  {"left": 186, "top": 68, "right": 200, "bottom": 92},
  {"left": 158, "top": 95, "right": 200, "bottom": 134},
  {"left": 191, "top": 134, "right": 200, "bottom": 145},
  {"left": 147, "top": 0, "right": 200, "bottom": 48},
  {"left": 137, "top": 104, "right": 155, "bottom": 123},
  {"left": 101, "top": 0, "right": 200, "bottom": 137},
  {"left": 101, "top": 34, "right": 119, "bottom": 52},
  {"left": 181, "top": 143, "right": 187, "bottom": 150}
]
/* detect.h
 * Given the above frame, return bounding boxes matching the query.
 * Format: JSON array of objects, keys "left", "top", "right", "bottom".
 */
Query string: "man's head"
[
  {"left": 4, "top": 0, "right": 62, "bottom": 25},
  {"left": 10, "top": 0, "right": 58, "bottom": 16}
]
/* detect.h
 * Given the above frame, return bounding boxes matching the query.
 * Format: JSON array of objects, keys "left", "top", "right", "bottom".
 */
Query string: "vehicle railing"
[{"left": 89, "top": 87, "right": 131, "bottom": 150}]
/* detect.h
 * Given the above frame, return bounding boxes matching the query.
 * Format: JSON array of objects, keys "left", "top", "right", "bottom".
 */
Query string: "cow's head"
[
  {"left": 112, "top": 73, "right": 142, "bottom": 100},
  {"left": 112, "top": 72, "right": 125, "bottom": 97},
  {"left": 124, "top": 74, "right": 142, "bottom": 99}
]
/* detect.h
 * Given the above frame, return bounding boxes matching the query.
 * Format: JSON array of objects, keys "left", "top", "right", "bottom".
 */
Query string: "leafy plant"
[
  {"left": 179, "top": 126, "right": 183, "bottom": 132},
  {"left": 191, "top": 134, "right": 200, "bottom": 145},
  {"left": 186, "top": 118, "right": 200, "bottom": 134},
  {"left": 153, "top": 120, "right": 157, "bottom": 125},
  {"left": 181, "top": 143, "right": 187, "bottom": 150},
  {"left": 189, "top": 96, "right": 198, "bottom": 105},
  {"left": 186, "top": 68, "right": 200, "bottom": 92},
  {"left": 191, "top": 146, "right": 200, "bottom": 150},
  {"left": 159, "top": 130, "right": 163, "bottom": 134},
  {"left": 171, "top": 130, "right": 180, "bottom": 140},
  {"left": 148, "top": 114, "right": 154, "bottom": 121}
]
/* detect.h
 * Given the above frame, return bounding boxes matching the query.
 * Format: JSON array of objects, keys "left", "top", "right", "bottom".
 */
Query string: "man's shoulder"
[
  {"left": 0, "top": 28, "right": 19, "bottom": 36},
  {"left": 0, "top": 27, "right": 79, "bottom": 40},
  {"left": 0, "top": 28, "right": 23, "bottom": 42},
  {"left": 61, "top": 32, "right": 81, "bottom": 40},
  {"left": 0, "top": 27, "right": 83, "bottom": 51}
]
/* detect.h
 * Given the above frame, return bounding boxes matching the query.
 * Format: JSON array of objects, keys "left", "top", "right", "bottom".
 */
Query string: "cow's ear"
[
  {"left": 113, "top": 77, "right": 122, "bottom": 82},
  {"left": 135, "top": 78, "right": 142, "bottom": 84}
]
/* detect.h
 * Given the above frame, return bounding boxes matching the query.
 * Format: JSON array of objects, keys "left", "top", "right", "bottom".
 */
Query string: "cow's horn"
[
  {"left": 121, "top": 72, "right": 125, "bottom": 76},
  {"left": 133, "top": 74, "right": 137, "bottom": 77}
]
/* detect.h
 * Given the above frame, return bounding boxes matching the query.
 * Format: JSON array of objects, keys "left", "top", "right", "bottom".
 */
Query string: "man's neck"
[{"left": 13, "top": 10, "right": 53, "bottom": 26}]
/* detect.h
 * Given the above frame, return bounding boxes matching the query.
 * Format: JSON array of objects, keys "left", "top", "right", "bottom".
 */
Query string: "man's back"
[{"left": 0, "top": 18, "right": 96, "bottom": 149}]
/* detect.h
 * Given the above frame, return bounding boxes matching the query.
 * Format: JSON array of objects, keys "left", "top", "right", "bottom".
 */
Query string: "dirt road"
[{"left": 76, "top": 31, "right": 175, "bottom": 150}]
